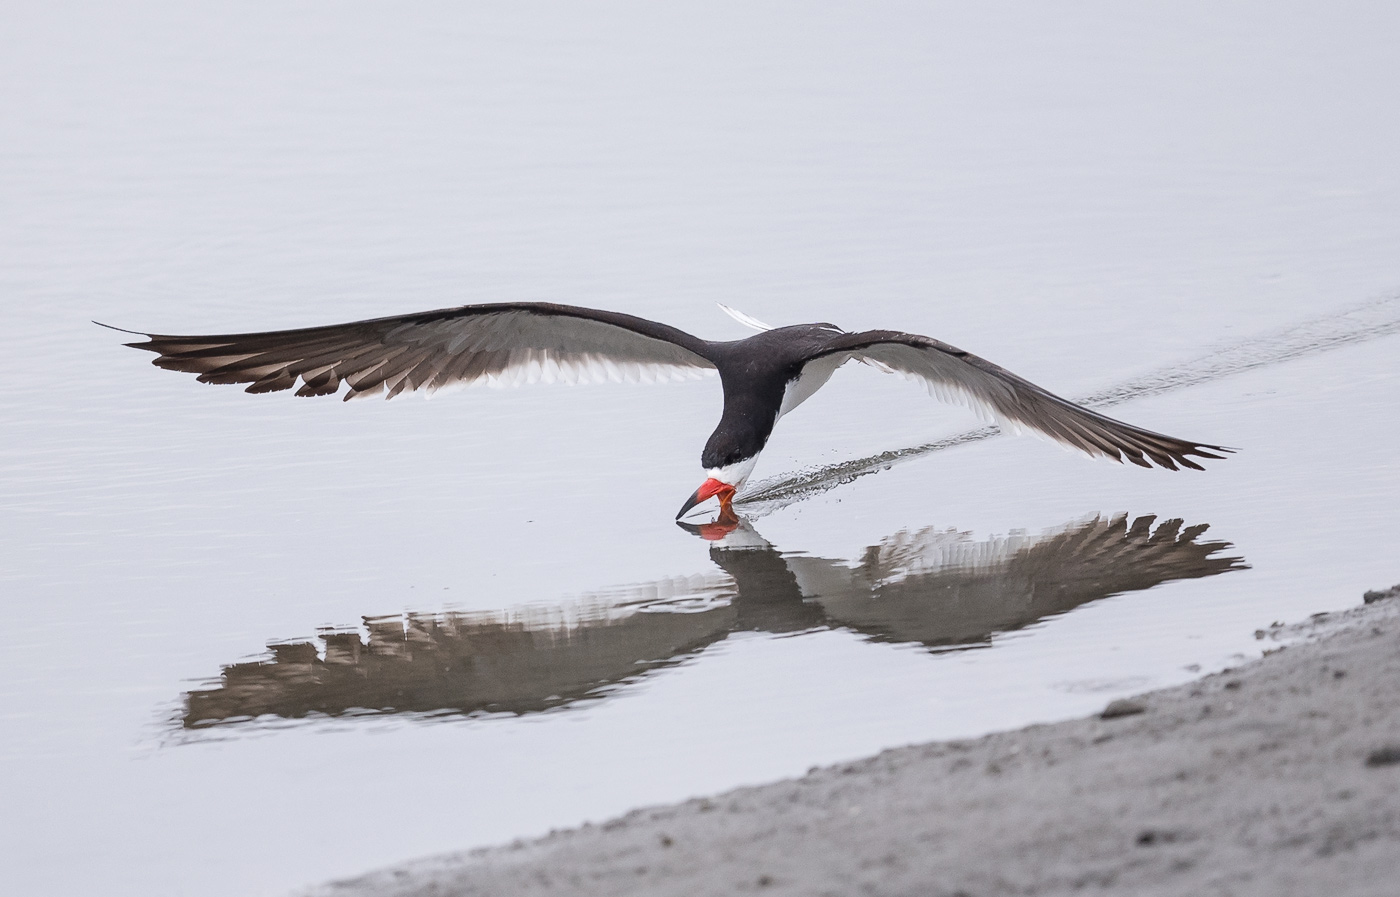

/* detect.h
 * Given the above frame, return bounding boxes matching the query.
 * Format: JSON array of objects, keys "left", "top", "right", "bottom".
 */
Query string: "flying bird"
[{"left": 105, "top": 302, "right": 1230, "bottom": 519}]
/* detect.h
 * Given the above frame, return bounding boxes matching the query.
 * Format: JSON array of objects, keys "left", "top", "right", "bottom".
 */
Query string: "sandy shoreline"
[{"left": 303, "top": 586, "right": 1400, "bottom": 897}]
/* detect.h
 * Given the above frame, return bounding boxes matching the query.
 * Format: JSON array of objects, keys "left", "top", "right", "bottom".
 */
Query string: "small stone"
[
  {"left": 757, "top": 874, "right": 774, "bottom": 887},
  {"left": 1102, "top": 699, "right": 1147, "bottom": 719},
  {"left": 1363, "top": 584, "right": 1400, "bottom": 604},
  {"left": 1224, "top": 680, "right": 1242, "bottom": 690},
  {"left": 1136, "top": 829, "right": 1180, "bottom": 846},
  {"left": 659, "top": 834, "right": 673, "bottom": 847},
  {"left": 1365, "top": 746, "right": 1400, "bottom": 767}
]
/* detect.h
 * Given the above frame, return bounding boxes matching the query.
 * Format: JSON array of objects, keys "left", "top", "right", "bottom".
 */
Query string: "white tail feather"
[{"left": 718, "top": 304, "right": 774, "bottom": 332}]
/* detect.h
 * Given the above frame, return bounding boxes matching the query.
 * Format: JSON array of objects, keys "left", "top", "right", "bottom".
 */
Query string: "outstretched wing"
[
  {"left": 819, "top": 330, "right": 1230, "bottom": 470},
  {"left": 110, "top": 302, "right": 717, "bottom": 401}
]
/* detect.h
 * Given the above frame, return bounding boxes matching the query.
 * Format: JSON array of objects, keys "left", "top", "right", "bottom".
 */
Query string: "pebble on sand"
[
  {"left": 1101, "top": 699, "right": 1148, "bottom": 719},
  {"left": 1365, "top": 746, "right": 1400, "bottom": 767}
]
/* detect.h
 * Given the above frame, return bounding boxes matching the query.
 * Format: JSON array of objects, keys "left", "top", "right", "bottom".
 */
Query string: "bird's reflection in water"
[{"left": 181, "top": 514, "right": 1245, "bottom": 730}]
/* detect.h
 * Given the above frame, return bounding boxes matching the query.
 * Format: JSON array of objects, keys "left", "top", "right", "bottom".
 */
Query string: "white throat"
[{"left": 705, "top": 456, "right": 759, "bottom": 490}]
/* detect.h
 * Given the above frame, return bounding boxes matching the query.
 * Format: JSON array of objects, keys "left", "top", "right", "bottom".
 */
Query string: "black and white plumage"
[{"left": 107, "top": 301, "right": 1231, "bottom": 517}]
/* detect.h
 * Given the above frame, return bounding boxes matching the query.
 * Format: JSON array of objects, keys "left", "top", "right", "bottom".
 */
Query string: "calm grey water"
[{"left": 3, "top": 4, "right": 1399, "bottom": 895}]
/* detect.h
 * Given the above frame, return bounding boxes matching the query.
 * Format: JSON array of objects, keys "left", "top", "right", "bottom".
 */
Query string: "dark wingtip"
[
  {"left": 95, "top": 320, "right": 159, "bottom": 351},
  {"left": 1180, "top": 443, "right": 1238, "bottom": 469},
  {"left": 94, "top": 320, "right": 148, "bottom": 337},
  {"left": 1148, "top": 442, "right": 1237, "bottom": 471}
]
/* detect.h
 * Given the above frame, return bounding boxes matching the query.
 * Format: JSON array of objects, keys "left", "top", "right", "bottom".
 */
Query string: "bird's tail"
[{"left": 717, "top": 304, "right": 773, "bottom": 332}]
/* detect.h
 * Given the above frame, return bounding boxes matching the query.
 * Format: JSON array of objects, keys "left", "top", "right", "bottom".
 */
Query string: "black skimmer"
[{"left": 107, "top": 302, "right": 1230, "bottom": 519}]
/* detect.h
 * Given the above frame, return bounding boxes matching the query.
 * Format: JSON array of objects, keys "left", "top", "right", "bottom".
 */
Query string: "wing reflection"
[
  {"left": 181, "top": 514, "right": 1243, "bottom": 729},
  {"left": 183, "top": 578, "right": 736, "bottom": 729},
  {"left": 781, "top": 515, "right": 1244, "bottom": 647}
]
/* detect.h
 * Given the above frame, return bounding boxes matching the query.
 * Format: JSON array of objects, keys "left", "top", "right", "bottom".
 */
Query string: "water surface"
[{"left": 2, "top": 3, "right": 1399, "bottom": 895}]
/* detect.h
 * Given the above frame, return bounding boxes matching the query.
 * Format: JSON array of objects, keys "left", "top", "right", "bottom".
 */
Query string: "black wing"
[
  {"left": 109, "top": 302, "right": 717, "bottom": 400},
  {"left": 818, "top": 330, "right": 1230, "bottom": 470}
]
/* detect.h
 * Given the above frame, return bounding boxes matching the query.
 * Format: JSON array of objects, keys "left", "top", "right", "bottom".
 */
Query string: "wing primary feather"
[{"left": 822, "top": 331, "right": 1231, "bottom": 471}]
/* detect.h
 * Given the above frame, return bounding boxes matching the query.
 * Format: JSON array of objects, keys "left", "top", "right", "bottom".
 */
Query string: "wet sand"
[{"left": 304, "top": 587, "right": 1400, "bottom": 897}]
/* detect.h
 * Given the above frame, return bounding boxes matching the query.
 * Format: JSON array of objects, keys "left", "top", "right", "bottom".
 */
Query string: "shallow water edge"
[{"left": 301, "top": 587, "right": 1400, "bottom": 897}]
